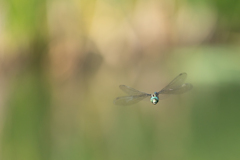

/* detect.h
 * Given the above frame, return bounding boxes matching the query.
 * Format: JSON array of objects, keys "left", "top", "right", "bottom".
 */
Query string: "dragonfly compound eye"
[{"left": 150, "top": 97, "right": 159, "bottom": 105}]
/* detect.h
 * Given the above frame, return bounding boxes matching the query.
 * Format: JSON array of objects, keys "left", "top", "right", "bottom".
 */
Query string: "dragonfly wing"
[
  {"left": 119, "top": 85, "right": 149, "bottom": 95},
  {"left": 162, "top": 73, "right": 187, "bottom": 90},
  {"left": 158, "top": 73, "right": 192, "bottom": 94},
  {"left": 159, "top": 83, "right": 193, "bottom": 94},
  {"left": 158, "top": 94, "right": 170, "bottom": 100},
  {"left": 114, "top": 94, "right": 150, "bottom": 105}
]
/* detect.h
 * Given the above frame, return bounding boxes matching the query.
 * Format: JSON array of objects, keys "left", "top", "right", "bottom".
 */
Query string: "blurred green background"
[{"left": 1, "top": 0, "right": 240, "bottom": 160}]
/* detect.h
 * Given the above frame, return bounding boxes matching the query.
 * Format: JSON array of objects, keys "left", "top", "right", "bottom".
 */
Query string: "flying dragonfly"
[{"left": 114, "top": 72, "right": 193, "bottom": 105}]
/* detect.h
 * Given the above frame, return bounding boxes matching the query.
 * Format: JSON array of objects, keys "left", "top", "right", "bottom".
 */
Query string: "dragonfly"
[{"left": 114, "top": 72, "right": 192, "bottom": 105}]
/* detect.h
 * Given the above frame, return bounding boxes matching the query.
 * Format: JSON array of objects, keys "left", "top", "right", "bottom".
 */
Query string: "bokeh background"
[{"left": 1, "top": 0, "right": 240, "bottom": 160}]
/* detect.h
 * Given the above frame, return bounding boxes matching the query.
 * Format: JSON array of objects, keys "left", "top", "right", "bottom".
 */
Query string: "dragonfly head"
[{"left": 150, "top": 92, "right": 159, "bottom": 105}]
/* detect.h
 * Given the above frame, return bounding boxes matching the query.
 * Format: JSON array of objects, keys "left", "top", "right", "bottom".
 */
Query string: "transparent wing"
[
  {"left": 157, "top": 94, "right": 169, "bottom": 100},
  {"left": 114, "top": 94, "right": 150, "bottom": 106},
  {"left": 158, "top": 73, "right": 192, "bottom": 94},
  {"left": 163, "top": 73, "right": 187, "bottom": 90},
  {"left": 119, "top": 85, "right": 149, "bottom": 95},
  {"left": 159, "top": 83, "right": 193, "bottom": 94}
]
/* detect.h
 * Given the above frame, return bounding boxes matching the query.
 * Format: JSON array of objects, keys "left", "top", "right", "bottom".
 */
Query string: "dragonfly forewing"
[
  {"left": 119, "top": 85, "right": 149, "bottom": 95},
  {"left": 114, "top": 94, "right": 150, "bottom": 105},
  {"left": 158, "top": 73, "right": 192, "bottom": 95},
  {"left": 162, "top": 73, "right": 187, "bottom": 90},
  {"left": 159, "top": 83, "right": 193, "bottom": 94}
]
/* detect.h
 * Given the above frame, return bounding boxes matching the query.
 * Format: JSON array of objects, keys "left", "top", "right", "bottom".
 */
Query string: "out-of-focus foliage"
[{"left": 0, "top": 0, "right": 240, "bottom": 160}]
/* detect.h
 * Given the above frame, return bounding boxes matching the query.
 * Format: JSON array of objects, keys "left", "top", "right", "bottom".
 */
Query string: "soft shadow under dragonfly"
[{"left": 114, "top": 72, "right": 193, "bottom": 105}]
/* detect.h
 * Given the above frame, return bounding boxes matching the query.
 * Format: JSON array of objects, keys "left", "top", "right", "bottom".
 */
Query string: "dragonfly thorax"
[{"left": 150, "top": 92, "right": 159, "bottom": 105}]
